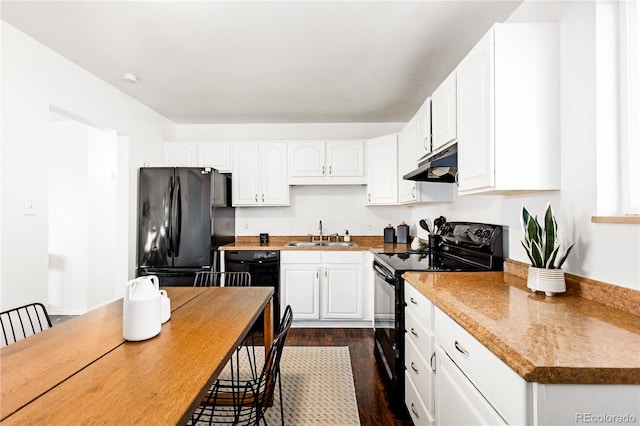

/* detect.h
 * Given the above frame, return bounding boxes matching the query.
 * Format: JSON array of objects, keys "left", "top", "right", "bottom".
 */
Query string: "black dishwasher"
[{"left": 224, "top": 250, "right": 280, "bottom": 332}]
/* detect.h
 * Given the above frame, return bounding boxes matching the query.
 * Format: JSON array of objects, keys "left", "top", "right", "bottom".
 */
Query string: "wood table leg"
[
  {"left": 263, "top": 297, "right": 274, "bottom": 356},
  {"left": 262, "top": 297, "right": 275, "bottom": 406}
]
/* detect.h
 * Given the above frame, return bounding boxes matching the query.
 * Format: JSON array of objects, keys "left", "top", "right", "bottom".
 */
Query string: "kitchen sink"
[
  {"left": 285, "top": 241, "right": 357, "bottom": 247},
  {"left": 323, "top": 242, "right": 358, "bottom": 247},
  {"left": 285, "top": 241, "right": 322, "bottom": 247}
]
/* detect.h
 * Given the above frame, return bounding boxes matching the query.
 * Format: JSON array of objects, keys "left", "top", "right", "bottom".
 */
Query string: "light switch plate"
[{"left": 24, "top": 197, "right": 36, "bottom": 215}]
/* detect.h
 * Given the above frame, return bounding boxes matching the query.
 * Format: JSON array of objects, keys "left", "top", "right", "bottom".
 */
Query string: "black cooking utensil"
[
  {"left": 419, "top": 219, "right": 431, "bottom": 233},
  {"left": 433, "top": 216, "right": 447, "bottom": 234}
]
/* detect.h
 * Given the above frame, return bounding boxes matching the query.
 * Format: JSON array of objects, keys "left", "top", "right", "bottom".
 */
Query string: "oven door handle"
[{"left": 373, "top": 264, "right": 396, "bottom": 283}]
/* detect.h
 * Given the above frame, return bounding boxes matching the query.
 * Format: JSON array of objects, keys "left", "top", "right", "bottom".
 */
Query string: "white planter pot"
[{"left": 527, "top": 266, "right": 566, "bottom": 296}]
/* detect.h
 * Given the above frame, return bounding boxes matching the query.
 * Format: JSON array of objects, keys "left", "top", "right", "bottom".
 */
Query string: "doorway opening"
[{"left": 47, "top": 108, "right": 129, "bottom": 314}]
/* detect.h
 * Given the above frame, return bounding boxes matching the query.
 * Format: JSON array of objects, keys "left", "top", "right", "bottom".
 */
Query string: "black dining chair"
[
  {"left": 194, "top": 271, "right": 252, "bottom": 288},
  {"left": 190, "top": 305, "right": 294, "bottom": 426},
  {"left": 0, "top": 302, "right": 53, "bottom": 347}
]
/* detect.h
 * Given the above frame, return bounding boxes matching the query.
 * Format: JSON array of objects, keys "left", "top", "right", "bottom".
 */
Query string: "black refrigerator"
[{"left": 136, "top": 167, "right": 235, "bottom": 286}]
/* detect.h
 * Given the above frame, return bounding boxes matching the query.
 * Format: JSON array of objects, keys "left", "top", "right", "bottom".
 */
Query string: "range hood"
[{"left": 403, "top": 144, "right": 458, "bottom": 182}]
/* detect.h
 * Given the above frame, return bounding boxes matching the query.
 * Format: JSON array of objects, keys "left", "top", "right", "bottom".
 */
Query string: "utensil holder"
[{"left": 428, "top": 234, "right": 442, "bottom": 250}]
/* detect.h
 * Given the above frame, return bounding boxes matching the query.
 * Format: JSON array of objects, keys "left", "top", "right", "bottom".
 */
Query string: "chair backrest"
[
  {"left": 193, "top": 271, "right": 251, "bottom": 287},
  {"left": 255, "top": 305, "right": 293, "bottom": 411},
  {"left": 0, "top": 303, "right": 52, "bottom": 347}
]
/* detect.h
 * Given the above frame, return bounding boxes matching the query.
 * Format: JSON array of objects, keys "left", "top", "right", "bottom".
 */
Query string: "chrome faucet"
[{"left": 318, "top": 220, "right": 323, "bottom": 241}]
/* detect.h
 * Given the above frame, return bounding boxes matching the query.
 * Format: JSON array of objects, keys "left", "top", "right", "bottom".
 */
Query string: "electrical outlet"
[
  {"left": 288, "top": 219, "right": 295, "bottom": 230},
  {"left": 365, "top": 221, "right": 371, "bottom": 231},
  {"left": 243, "top": 222, "right": 249, "bottom": 231}
]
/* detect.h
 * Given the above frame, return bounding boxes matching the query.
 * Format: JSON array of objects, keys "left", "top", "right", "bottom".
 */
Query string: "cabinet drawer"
[
  {"left": 405, "top": 372, "right": 435, "bottom": 426},
  {"left": 434, "top": 307, "right": 528, "bottom": 425},
  {"left": 404, "top": 283, "right": 433, "bottom": 329},
  {"left": 281, "top": 251, "right": 322, "bottom": 264},
  {"left": 405, "top": 329, "right": 435, "bottom": 410},
  {"left": 405, "top": 308, "right": 435, "bottom": 358}
]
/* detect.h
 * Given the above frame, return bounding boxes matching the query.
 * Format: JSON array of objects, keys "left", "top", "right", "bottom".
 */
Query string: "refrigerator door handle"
[
  {"left": 171, "top": 175, "right": 182, "bottom": 257},
  {"left": 167, "top": 176, "right": 174, "bottom": 257}
]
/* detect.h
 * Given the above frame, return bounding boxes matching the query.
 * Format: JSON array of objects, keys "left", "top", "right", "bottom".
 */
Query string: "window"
[
  {"left": 594, "top": 0, "right": 640, "bottom": 223},
  {"left": 619, "top": 0, "right": 639, "bottom": 215}
]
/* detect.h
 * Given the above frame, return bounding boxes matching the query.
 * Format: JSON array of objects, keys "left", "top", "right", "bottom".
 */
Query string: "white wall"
[
  {"left": 0, "top": 21, "right": 175, "bottom": 311},
  {"left": 410, "top": 1, "right": 640, "bottom": 291}
]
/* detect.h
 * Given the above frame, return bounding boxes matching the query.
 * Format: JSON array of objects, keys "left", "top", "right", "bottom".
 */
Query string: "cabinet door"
[
  {"left": 288, "top": 141, "right": 326, "bottom": 177},
  {"left": 163, "top": 142, "right": 197, "bottom": 166},
  {"left": 260, "top": 142, "right": 289, "bottom": 205},
  {"left": 435, "top": 346, "right": 507, "bottom": 426},
  {"left": 281, "top": 264, "right": 320, "bottom": 320},
  {"left": 457, "top": 29, "right": 495, "bottom": 192},
  {"left": 415, "top": 97, "right": 432, "bottom": 160},
  {"left": 366, "top": 134, "right": 398, "bottom": 205},
  {"left": 431, "top": 71, "right": 457, "bottom": 151},
  {"left": 398, "top": 117, "right": 418, "bottom": 203},
  {"left": 197, "top": 141, "right": 232, "bottom": 173},
  {"left": 326, "top": 140, "right": 364, "bottom": 177},
  {"left": 322, "top": 264, "right": 363, "bottom": 319},
  {"left": 232, "top": 141, "right": 260, "bottom": 206}
]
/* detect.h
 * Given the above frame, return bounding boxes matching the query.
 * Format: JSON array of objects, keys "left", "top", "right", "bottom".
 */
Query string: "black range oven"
[{"left": 373, "top": 222, "right": 504, "bottom": 408}]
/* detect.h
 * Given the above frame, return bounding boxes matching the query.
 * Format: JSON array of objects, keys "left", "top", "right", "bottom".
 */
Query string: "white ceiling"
[{"left": 1, "top": 1, "right": 522, "bottom": 124}]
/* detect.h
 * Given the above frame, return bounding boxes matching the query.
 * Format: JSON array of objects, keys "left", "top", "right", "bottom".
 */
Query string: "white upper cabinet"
[
  {"left": 288, "top": 140, "right": 365, "bottom": 185},
  {"left": 398, "top": 116, "right": 419, "bottom": 203},
  {"left": 366, "top": 134, "right": 398, "bottom": 205},
  {"left": 232, "top": 141, "right": 289, "bottom": 206},
  {"left": 163, "top": 142, "right": 197, "bottom": 167},
  {"left": 288, "top": 141, "right": 325, "bottom": 177},
  {"left": 163, "top": 141, "right": 231, "bottom": 172},
  {"left": 197, "top": 141, "right": 232, "bottom": 172},
  {"left": 431, "top": 71, "right": 457, "bottom": 152},
  {"left": 399, "top": 117, "right": 454, "bottom": 205},
  {"left": 456, "top": 23, "right": 560, "bottom": 195},
  {"left": 415, "top": 97, "right": 432, "bottom": 160}
]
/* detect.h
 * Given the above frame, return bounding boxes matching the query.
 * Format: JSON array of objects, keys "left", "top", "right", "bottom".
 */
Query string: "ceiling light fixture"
[{"left": 123, "top": 73, "right": 138, "bottom": 83}]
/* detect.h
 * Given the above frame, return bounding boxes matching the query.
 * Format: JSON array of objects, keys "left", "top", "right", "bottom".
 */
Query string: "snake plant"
[{"left": 521, "top": 203, "right": 574, "bottom": 269}]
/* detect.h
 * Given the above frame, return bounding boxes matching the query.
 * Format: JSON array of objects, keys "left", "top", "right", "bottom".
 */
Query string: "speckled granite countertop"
[{"left": 403, "top": 268, "right": 640, "bottom": 384}]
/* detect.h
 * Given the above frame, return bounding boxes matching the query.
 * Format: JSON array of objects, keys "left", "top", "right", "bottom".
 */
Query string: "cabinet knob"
[
  {"left": 430, "top": 352, "right": 436, "bottom": 372},
  {"left": 254, "top": 194, "right": 258, "bottom": 202},
  {"left": 410, "top": 362, "right": 419, "bottom": 374},
  {"left": 410, "top": 328, "right": 419, "bottom": 338},
  {"left": 329, "top": 165, "right": 332, "bottom": 175},
  {"left": 262, "top": 194, "right": 265, "bottom": 203},
  {"left": 322, "top": 165, "right": 325, "bottom": 175},
  {"left": 368, "top": 193, "right": 371, "bottom": 202}
]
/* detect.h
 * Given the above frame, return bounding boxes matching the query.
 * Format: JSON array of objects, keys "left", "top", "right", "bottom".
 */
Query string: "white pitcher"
[
  {"left": 123, "top": 275, "right": 161, "bottom": 341},
  {"left": 160, "top": 289, "right": 171, "bottom": 324}
]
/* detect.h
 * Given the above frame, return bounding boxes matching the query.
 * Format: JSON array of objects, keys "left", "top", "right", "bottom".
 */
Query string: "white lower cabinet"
[
  {"left": 404, "top": 283, "right": 436, "bottom": 425},
  {"left": 401, "top": 291, "right": 640, "bottom": 426},
  {"left": 281, "top": 251, "right": 367, "bottom": 325},
  {"left": 435, "top": 345, "right": 507, "bottom": 426}
]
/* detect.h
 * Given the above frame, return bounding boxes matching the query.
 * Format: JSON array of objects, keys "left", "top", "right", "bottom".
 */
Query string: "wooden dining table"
[{"left": 0, "top": 286, "right": 274, "bottom": 425}]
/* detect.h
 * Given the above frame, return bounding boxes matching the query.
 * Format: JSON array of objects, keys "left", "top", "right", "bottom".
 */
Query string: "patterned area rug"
[{"left": 192, "top": 346, "right": 360, "bottom": 425}]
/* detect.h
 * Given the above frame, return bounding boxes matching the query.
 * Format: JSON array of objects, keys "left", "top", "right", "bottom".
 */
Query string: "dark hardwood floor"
[{"left": 285, "top": 328, "right": 412, "bottom": 426}]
